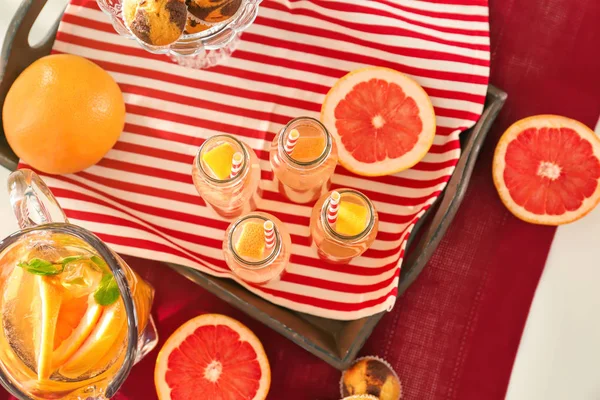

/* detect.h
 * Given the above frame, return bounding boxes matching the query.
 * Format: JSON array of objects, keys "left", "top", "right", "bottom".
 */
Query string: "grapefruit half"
[
  {"left": 321, "top": 66, "right": 435, "bottom": 176},
  {"left": 155, "top": 314, "right": 270, "bottom": 400},
  {"left": 493, "top": 115, "right": 600, "bottom": 225}
]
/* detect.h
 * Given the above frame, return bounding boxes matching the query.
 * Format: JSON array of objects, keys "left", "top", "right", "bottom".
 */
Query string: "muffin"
[
  {"left": 123, "top": 0, "right": 187, "bottom": 46},
  {"left": 185, "top": 16, "right": 212, "bottom": 34},
  {"left": 186, "top": 0, "right": 242, "bottom": 25},
  {"left": 341, "top": 357, "right": 402, "bottom": 400}
]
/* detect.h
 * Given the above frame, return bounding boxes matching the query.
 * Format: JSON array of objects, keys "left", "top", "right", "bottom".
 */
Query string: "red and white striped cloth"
[{"left": 36, "top": 0, "right": 490, "bottom": 320}]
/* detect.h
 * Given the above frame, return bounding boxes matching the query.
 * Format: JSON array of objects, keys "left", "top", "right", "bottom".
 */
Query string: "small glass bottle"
[
  {"left": 192, "top": 135, "right": 261, "bottom": 219},
  {"left": 310, "top": 189, "right": 379, "bottom": 264},
  {"left": 223, "top": 212, "right": 292, "bottom": 285},
  {"left": 270, "top": 117, "right": 338, "bottom": 204}
]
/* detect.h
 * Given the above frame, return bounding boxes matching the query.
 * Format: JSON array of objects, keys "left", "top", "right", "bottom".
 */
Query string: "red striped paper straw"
[
  {"left": 327, "top": 191, "right": 341, "bottom": 225},
  {"left": 264, "top": 220, "right": 275, "bottom": 249},
  {"left": 284, "top": 129, "right": 300, "bottom": 155},
  {"left": 229, "top": 152, "right": 243, "bottom": 179}
]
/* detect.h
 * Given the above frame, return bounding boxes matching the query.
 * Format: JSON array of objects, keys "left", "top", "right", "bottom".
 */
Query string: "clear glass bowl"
[{"left": 95, "top": 0, "right": 262, "bottom": 69}]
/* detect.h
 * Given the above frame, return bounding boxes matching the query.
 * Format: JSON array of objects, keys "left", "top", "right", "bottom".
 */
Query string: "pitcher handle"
[{"left": 7, "top": 169, "right": 68, "bottom": 229}]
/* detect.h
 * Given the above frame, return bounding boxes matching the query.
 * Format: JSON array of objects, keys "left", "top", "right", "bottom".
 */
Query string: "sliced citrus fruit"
[
  {"left": 2, "top": 267, "right": 42, "bottom": 374},
  {"left": 52, "top": 292, "right": 102, "bottom": 368},
  {"left": 291, "top": 135, "right": 326, "bottom": 162},
  {"left": 235, "top": 221, "right": 265, "bottom": 260},
  {"left": 493, "top": 115, "right": 600, "bottom": 225},
  {"left": 36, "top": 276, "right": 62, "bottom": 380},
  {"left": 202, "top": 142, "right": 236, "bottom": 180},
  {"left": 89, "top": 319, "right": 128, "bottom": 375},
  {"left": 336, "top": 201, "right": 368, "bottom": 236},
  {"left": 321, "top": 66, "right": 435, "bottom": 176},
  {"left": 155, "top": 314, "right": 270, "bottom": 400},
  {"left": 58, "top": 298, "right": 126, "bottom": 379}
]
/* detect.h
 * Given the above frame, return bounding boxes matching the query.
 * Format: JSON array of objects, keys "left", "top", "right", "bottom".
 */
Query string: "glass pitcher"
[{"left": 0, "top": 169, "right": 158, "bottom": 399}]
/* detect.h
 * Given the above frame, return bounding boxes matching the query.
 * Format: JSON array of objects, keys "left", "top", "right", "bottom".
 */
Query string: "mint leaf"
[
  {"left": 59, "top": 256, "right": 83, "bottom": 265},
  {"left": 91, "top": 256, "right": 110, "bottom": 274},
  {"left": 17, "top": 258, "right": 62, "bottom": 276},
  {"left": 94, "top": 273, "right": 119, "bottom": 306},
  {"left": 28, "top": 258, "right": 53, "bottom": 269}
]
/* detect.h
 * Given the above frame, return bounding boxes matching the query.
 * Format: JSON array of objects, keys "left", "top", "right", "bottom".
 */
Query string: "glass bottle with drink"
[
  {"left": 269, "top": 117, "right": 338, "bottom": 204},
  {"left": 223, "top": 212, "right": 292, "bottom": 285},
  {"left": 192, "top": 135, "right": 262, "bottom": 219},
  {"left": 310, "top": 189, "right": 379, "bottom": 264},
  {"left": 0, "top": 169, "right": 157, "bottom": 399}
]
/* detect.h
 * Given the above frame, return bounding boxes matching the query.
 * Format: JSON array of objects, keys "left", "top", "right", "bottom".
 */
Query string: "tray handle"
[
  {"left": 398, "top": 85, "right": 507, "bottom": 294},
  {"left": 0, "top": 0, "right": 61, "bottom": 170}
]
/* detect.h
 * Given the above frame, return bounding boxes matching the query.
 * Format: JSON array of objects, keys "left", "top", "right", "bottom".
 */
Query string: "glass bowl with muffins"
[{"left": 96, "top": 0, "right": 261, "bottom": 68}]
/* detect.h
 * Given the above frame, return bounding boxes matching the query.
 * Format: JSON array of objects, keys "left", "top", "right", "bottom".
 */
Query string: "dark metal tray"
[{"left": 0, "top": 0, "right": 507, "bottom": 370}]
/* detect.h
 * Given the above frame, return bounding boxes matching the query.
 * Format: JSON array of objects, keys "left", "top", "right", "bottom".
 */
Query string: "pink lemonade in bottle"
[
  {"left": 270, "top": 117, "right": 338, "bottom": 204},
  {"left": 310, "top": 189, "right": 379, "bottom": 264},
  {"left": 192, "top": 135, "right": 261, "bottom": 219},
  {"left": 223, "top": 212, "right": 292, "bottom": 285}
]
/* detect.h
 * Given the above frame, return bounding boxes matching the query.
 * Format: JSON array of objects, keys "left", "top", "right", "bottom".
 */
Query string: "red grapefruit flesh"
[
  {"left": 321, "top": 66, "right": 435, "bottom": 176},
  {"left": 155, "top": 314, "right": 270, "bottom": 400},
  {"left": 493, "top": 115, "right": 600, "bottom": 225}
]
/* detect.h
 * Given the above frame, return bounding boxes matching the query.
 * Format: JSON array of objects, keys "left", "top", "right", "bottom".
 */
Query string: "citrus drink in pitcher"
[{"left": 0, "top": 170, "right": 157, "bottom": 399}]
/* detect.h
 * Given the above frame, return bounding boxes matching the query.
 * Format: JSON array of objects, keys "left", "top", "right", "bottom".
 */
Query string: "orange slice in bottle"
[
  {"left": 291, "top": 136, "right": 326, "bottom": 162},
  {"left": 235, "top": 222, "right": 265, "bottom": 260},
  {"left": 202, "top": 142, "right": 236, "bottom": 180},
  {"left": 336, "top": 201, "right": 368, "bottom": 236}
]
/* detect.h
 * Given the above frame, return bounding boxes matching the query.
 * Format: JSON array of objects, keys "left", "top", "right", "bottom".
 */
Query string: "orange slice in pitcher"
[
  {"left": 2, "top": 268, "right": 41, "bottom": 373},
  {"left": 52, "top": 292, "right": 102, "bottom": 368},
  {"left": 59, "top": 299, "right": 126, "bottom": 379},
  {"left": 235, "top": 222, "right": 266, "bottom": 260},
  {"left": 202, "top": 142, "right": 236, "bottom": 180},
  {"left": 36, "top": 277, "right": 62, "bottom": 380}
]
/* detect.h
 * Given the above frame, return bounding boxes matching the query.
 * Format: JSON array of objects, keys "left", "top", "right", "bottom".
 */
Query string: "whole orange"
[{"left": 3, "top": 54, "right": 125, "bottom": 174}]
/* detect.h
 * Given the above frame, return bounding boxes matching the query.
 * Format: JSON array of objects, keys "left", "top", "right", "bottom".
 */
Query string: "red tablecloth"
[
  {"left": 109, "top": 0, "right": 600, "bottom": 396},
  {"left": 4, "top": 0, "right": 600, "bottom": 399},
  {"left": 112, "top": 1, "right": 598, "bottom": 399}
]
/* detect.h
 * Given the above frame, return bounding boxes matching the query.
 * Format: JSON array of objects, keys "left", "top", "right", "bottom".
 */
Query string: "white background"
[{"left": 1, "top": 0, "right": 600, "bottom": 398}]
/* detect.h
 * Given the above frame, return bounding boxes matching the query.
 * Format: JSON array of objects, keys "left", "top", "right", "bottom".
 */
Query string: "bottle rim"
[
  {"left": 196, "top": 135, "right": 249, "bottom": 184},
  {"left": 278, "top": 117, "right": 332, "bottom": 168},
  {"left": 228, "top": 214, "right": 282, "bottom": 269},
  {"left": 321, "top": 189, "right": 376, "bottom": 241}
]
